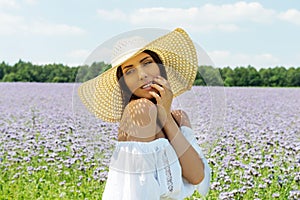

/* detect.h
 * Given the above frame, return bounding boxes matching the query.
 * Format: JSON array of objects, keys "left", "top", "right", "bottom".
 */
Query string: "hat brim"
[{"left": 78, "top": 28, "right": 198, "bottom": 122}]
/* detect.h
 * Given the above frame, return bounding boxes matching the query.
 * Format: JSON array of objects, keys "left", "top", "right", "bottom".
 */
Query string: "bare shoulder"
[
  {"left": 119, "top": 98, "right": 157, "bottom": 142},
  {"left": 121, "top": 98, "right": 157, "bottom": 127},
  {"left": 171, "top": 109, "right": 192, "bottom": 128},
  {"left": 123, "top": 98, "right": 156, "bottom": 118}
]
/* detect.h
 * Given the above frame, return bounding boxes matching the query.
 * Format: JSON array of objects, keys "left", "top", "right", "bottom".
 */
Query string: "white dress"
[{"left": 102, "top": 126, "right": 211, "bottom": 200}]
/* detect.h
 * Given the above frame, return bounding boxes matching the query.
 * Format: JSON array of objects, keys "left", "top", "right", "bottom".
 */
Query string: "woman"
[{"left": 78, "top": 28, "right": 211, "bottom": 199}]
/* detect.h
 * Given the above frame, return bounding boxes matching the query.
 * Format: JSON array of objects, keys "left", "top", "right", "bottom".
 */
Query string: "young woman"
[{"left": 78, "top": 28, "right": 211, "bottom": 199}]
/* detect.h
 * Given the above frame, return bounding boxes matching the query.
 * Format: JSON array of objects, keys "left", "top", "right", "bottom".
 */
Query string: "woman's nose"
[{"left": 137, "top": 67, "right": 148, "bottom": 80}]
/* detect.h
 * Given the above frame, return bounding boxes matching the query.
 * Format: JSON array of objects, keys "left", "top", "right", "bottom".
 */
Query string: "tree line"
[{"left": 0, "top": 60, "right": 299, "bottom": 87}]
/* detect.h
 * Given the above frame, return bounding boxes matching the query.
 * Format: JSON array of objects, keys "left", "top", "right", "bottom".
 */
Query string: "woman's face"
[{"left": 121, "top": 52, "right": 161, "bottom": 99}]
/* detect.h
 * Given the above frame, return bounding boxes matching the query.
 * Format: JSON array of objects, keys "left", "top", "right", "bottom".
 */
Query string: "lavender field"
[{"left": 0, "top": 82, "right": 299, "bottom": 199}]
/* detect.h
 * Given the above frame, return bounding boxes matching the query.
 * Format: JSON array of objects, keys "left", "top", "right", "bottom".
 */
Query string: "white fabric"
[{"left": 102, "top": 126, "right": 211, "bottom": 200}]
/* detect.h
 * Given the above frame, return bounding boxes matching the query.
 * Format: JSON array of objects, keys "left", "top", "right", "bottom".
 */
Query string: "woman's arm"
[
  {"left": 165, "top": 110, "right": 205, "bottom": 185},
  {"left": 149, "top": 76, "right": 205, "bottom": 185}
]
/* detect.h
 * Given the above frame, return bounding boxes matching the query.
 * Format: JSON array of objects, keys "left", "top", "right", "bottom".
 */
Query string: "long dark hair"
[{"left": 116, "top": 50, "right": 167, "bottom": 109}]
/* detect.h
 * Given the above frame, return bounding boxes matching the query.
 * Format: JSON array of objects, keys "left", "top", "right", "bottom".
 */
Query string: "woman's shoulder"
[
  {"left": 123, "top": 98, "right": 156, "bottom": 115},
  {"left": 171, "top": 109, "right": 191, "bottom": 128},
  {"left": 125, "top": 98, "right": 155, "bottom": 109},
  {"left": 119, "top": 98, "right": 157, "bottom": 141}
]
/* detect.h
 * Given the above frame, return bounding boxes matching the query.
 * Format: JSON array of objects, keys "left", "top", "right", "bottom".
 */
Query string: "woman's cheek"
[{"left": 125, "top": 78, "right": 139, "bottom": 93}]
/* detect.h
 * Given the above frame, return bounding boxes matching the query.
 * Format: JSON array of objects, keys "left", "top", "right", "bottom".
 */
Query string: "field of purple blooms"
[{"left": 0, "top": 82, "right": 299, "bottom": 199}]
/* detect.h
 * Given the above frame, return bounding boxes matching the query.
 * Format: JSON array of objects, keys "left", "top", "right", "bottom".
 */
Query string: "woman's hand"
[{"left": 149, "top": 76, "right": 173, "bottom": 125}]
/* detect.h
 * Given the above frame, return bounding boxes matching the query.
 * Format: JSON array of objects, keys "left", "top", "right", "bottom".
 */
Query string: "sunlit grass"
[
  {"left": 1, "top": 137, "right": 298, "bottom": 199},
  {"left": 0, "top": 148, "right": 106, "bottom": 199}
]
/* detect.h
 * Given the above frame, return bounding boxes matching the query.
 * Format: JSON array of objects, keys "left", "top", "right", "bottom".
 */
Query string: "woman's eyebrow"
[
  {"left": 139, "top": 56, "right": 151, "bottom": 63},
  {"left": 122, "top": 56, "right": 151, "bottom": 71},
  {"left": 122, "top": 64, "right": 133, "bottom": 71}
]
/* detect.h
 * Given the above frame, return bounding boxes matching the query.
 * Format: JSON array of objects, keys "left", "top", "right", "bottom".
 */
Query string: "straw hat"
[{"left": 78, "top": 28, "right": 198, "bottom": 122}]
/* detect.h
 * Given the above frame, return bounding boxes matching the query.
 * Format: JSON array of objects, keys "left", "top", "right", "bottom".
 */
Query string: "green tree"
[
  {"left": 234, "top": 67, "right": 249, "bottom": 86},
  {"left": 287, "top": 67, "right": 300, "bottom": 86},
  {"left": 198, "top": 65, "right": 223, "bottom": 86},
  {"left": 259, "top": 68, "right": 272, "bottom": 86},
  {"left": 193, "top": 67, "right": 205, "bottom": 86},
  {"left": 272, "top": 67, "right": 287, "bottom": 86},
  {"left": 0, "top": 59, "right": 298, "bottom": 86},
  {"left": 0, "top": 61, "right": 6, "bottom": 80},
  {"left": 248, "top": 65, "right": 262, "bottom": 86},
  {"left": 2, "top": 72, "right": 19, "bottom": 81},
  {"left": 220, "top": 67, "right": 235, "bottom": 86}
]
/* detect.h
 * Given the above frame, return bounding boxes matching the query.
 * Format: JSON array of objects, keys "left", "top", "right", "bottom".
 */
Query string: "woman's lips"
[
  {"left": 141, "top": 82, "right": 152, "bottom": 89},
  {"left": 141, "top": 81, "right": 161, "bottom": 89},
  {"left": 141, "top": 81, "right": 154, "bottom": 89}
]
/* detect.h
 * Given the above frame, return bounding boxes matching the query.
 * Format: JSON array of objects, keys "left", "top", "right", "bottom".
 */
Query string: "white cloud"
[
  {"left": 208, "top": 50, "right": 280, "bottom": 69},
  {"left": 198, "top": 2, "right": 275, "bottom": 23},
  {"left": 216, "top": 24, "right": 239, "bottom": 32},
  {"left": 97, "top": 8, "right": 127, "bottom": 21},
  {"left": 97, "top": 2, "right": 277, "bottom": 32},
  {"left": 67, "top": 49, "right": 90, "bottom": 59},
  {"left": 23, "top": 0, "right": 38, "bottom": 5},
  {"left": 29, "top": 21, "right": 86, "bottom": 36},
  {"left": 0, "top": 12, "right": 86, "bottom": 36},
  {"left": 279, "top": 9, "right": 300, "bottom": 25},
  {"left": 0, "top": 0, "right": 85, "bottom": 36},
  {"left": 0, "top": 12, "right": 24, "bottom": 34},
  {"left": 0, "top": 0, "right": 19, "bottom": 9},
  {"left": 65, "top": 49, "right": 92, "bottom": 66},
  {"left": 289, "top": 53, "right": 300, "bottom": 67},
  {"left": 0, "top": 0, "right": 38, "bottom": 9}
]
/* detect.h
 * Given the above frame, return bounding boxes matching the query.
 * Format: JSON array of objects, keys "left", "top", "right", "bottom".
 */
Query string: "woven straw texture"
[{"left": 78, "top": 28, "right": 198, "bottom": 122}]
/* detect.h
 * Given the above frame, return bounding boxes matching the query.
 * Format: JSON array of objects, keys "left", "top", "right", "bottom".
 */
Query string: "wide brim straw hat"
[{"left": 78, "top": 28, "right": 198, "bottom": 122}]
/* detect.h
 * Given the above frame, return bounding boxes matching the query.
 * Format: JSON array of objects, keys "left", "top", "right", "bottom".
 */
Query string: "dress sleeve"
[{"left": 180, "top": 126, "right": 211, "bottom": 196}]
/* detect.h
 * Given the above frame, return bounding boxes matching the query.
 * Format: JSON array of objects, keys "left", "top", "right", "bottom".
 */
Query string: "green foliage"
[
  {"left": 0, "top": 60, "right": 299, "bottom": 86},
  {"left": 75, "top": 62, "right": 111, "bottom": 82},
  {"left": 0, "top": 146, "right": 106, "bottom": 199},
  {"left": 0, "top": 60, "right": 79, "bottom": 83},
  {"left": 218, "top": 65, "right": 300, "bottom": 87},
  {"left": 197, "top": 66, "right": 224, "bottom": 86},
  {"left": 195, "top": 65, "right": 300, "bottom": 87}
]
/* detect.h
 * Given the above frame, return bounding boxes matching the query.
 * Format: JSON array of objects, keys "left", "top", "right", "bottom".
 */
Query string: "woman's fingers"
[
  {"left": 150, "top": 76, "right": 173, "bottom": 97},
  {"left": 150, "top": 76, "right": 173, "bottom": 120},
  {"left": 149, "top": 91, "right": 161, "bottom": 103},
  {"left": 153, "top": 76, "right": 171, "bottom": 90},
  {"left": 150, "top": 83, "right": 165, "bottom": 96}
]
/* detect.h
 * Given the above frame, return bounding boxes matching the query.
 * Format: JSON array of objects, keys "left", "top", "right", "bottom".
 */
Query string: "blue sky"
[{"left": 1, "top": 0, "right": 299, "bottom": 69}]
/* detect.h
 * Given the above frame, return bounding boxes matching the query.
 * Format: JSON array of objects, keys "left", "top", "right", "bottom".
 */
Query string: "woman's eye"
[
  {"left": 125, "top": 68, "right": 134, "bottom": 75},
  {"left": 144, "top": 60, "right": 153, "bottom": 66}
]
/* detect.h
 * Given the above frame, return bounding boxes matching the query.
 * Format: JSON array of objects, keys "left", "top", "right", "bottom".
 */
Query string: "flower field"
[{"left": 0, "top": 82, "right": 299, "bottom": 199}]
